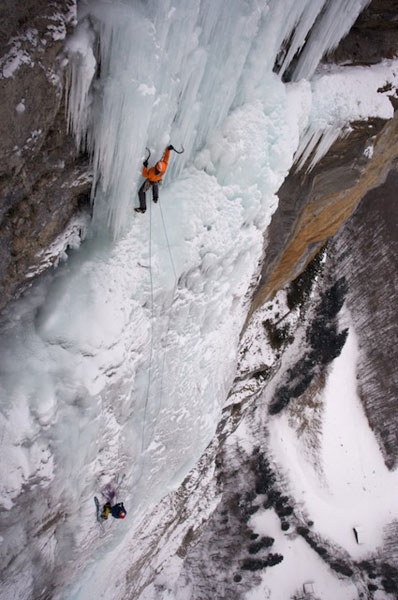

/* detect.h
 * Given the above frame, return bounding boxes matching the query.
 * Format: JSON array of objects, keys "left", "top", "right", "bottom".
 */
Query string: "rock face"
[
  {"left": 250, "top": 112, "right": 398, "bottom": 318},
  {"left": 327, "top": 170, "right": 398, "bottom": 469},
  {"left": 0, "top": 0, "right": 91, "bottom": 312},
  {"left": 326, "top": 0, "right": 398, "bottom": 66}
]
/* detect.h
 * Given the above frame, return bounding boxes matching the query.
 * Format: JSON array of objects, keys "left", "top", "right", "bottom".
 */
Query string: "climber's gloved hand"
[
  {"left": 143, "top": 160, "right": 148, "bottom": 167},
  {"left": 167, "top": 145, "right": 174, "bottom": 151}
]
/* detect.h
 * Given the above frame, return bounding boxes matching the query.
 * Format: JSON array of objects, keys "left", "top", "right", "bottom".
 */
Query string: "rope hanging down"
[
  {"left": 134, "top": 142, "right": 184, "bottom": 498},
  {"left": 157, "top": 200, "right": 178, "bottom": 416},
  {"left": 139, "top": 202, "right": 179, "bottom": 454},
  {"left": 140, "top": 198, "right": 155, "bottom": 453},
  {"left": 139, "top": 142, "right": 183, "bottom": 451}
]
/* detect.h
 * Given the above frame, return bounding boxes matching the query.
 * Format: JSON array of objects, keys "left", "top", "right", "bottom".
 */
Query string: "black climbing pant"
[{"left": 138, "top": 179, "right": 159, "bottom": 210}]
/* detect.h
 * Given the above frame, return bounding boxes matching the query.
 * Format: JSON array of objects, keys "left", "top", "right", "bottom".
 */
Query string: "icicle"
[
  {"left": 277, "top": 0, "right": 326, "bottom": 80},
  {"left": 291, "top": 0, "right": 371, "bottom": 81},
  {"left": 295, "top": 125, "right": 341, "bottom": 172},
  {"left": 65, "top": 18, "right": 96, "bottom": 150}
]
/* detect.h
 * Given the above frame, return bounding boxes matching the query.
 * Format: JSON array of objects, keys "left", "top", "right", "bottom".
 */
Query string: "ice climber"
[
  {"left": 135, "top": 145, "right": 180, "bottom": 213},
  {"left": 101, "top": 501, "right": 127, "bottom": 520}
]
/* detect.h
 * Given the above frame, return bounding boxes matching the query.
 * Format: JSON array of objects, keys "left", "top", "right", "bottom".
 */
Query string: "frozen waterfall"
[
  {"left": 66, "top": 0, "right": 370, "bottom": 236},
  {"left": 0, "top": 1, "right": 384, "bottom": 599}
]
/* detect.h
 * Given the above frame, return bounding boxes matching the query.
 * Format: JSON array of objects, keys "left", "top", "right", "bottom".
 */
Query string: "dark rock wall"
[
  {"left": 0, "top": 0, "right": 91, "bottom": 312},
  {"left": 326, "top": 0, "right": 398, "bottom": 66},
  {"left": 327, "top": 169, "right": 398, "bottom": 469}
]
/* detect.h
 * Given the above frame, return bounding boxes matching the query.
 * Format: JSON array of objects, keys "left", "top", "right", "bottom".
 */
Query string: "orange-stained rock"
[{"left": 249, "top": 111, "right": 398, "bottom": 322}]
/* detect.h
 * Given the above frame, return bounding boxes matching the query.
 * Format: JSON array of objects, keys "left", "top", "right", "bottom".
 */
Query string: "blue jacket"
[{"left": 111, "top": 503, "right": 127, "bottom": 519}]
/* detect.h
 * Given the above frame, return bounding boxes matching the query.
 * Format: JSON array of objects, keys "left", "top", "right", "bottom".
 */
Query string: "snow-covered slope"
[{"left": 0, "top": 2, "right": 397, "bottom": 599}]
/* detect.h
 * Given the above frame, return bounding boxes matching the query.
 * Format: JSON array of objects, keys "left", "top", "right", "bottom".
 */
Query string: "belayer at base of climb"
[
  {"left": 135, "top": 144, "right": 184, "bottom": 214},
  {"left": 101, "top": 501, "right": 127, "bottom": 520}
]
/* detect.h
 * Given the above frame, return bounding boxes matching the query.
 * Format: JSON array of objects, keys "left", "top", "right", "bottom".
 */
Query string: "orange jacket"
[{"left": 142, "top": 147, "right": 171, "bottom": 182}]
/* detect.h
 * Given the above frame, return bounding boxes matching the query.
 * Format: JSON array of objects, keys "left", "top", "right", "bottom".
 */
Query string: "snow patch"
[
  {"left": 246, "top": 510, "right": 358, "bottom": 600},
  {"left": 269, "top": 315, "right": 398, "bottom": 558},
  {"left": 15, "top": 100, "right": 26, "bottom": 114},
  {"left": 138, "top": 83, "right": 156, "bottom": 97},
  {"left": 0, "top": 34, "right": 36, "bottom": 78}
]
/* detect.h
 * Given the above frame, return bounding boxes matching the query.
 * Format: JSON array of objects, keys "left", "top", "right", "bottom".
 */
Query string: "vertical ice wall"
[{"left": 66, "top": 0, "right": 369, "bottom": 237}]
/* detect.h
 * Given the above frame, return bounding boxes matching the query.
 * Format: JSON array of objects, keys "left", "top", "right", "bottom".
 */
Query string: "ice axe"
[
  {"left": 169, "top": 144, "right": 184, "bottom": 154},
  {"left": 142, "top": 147, "right": 151, "bottom": 168}
]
